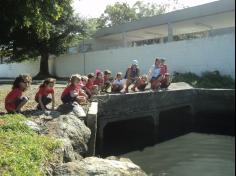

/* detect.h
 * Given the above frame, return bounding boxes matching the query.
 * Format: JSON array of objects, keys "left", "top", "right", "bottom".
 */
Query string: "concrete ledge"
[{"left": 86, "top": 102, "right": 98, "bottom": 156}]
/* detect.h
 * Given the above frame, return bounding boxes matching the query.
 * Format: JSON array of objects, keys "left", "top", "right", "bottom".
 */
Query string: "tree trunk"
[{"left": 34, "top": 51, "right": 52, "bottom": 79}]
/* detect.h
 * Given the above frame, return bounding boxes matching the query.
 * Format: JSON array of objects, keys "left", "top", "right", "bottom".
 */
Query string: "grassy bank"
[
  {"left": 172, "top": 71, "right": 235, "bottom": 89},
  {"left": 0, "top": 114, "right": 60, "bottom": 176}
]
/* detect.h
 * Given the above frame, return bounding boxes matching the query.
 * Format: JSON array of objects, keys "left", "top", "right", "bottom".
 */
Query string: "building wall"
[
  {"left": 0, "top": 33, "right": 234, "bottom": 79},
  {"left": 56, "top": 33, "right": 235, "bottom": 78},
  {"left": 0, "top": 59, "right": 54, "bottom": 78}
]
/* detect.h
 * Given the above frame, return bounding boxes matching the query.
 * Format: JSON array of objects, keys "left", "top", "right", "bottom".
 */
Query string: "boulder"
[
  {"left": 54, "top": 157, "right": 147, "bottom": 176},
  {"left": 46, "top": 114, "right": 91, "bottom": 155}
]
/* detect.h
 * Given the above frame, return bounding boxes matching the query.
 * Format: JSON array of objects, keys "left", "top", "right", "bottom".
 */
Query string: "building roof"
[{"left": 93, "top": 0, "right": 235, "bottom": 41}]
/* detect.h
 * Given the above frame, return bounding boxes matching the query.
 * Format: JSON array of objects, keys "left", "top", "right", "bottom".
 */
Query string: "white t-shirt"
[{"left": 113, "top": 79, "right": 124, "bottom": 86}]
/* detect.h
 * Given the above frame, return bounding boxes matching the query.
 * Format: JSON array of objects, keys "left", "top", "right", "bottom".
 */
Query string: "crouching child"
[{"left": 5, "top": 74, "right": 32, "bottom": 113}]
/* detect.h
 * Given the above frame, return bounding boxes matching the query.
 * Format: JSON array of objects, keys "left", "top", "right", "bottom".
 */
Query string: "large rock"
[
  {"left": 46, "top": 114, "right": 91, "bottom": 156},
  {"left": 54, "top": 157, "right": 147, "bottom": 176}
]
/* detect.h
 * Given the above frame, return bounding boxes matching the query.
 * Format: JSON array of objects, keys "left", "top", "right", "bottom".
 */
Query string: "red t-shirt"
[
  {"left": 160, "top": 64, "right": 168, "bottom": 75},
  {"left": 94, "top": 78, "right": 104, "bottom": 86},
  {"left": 5, "top": 88, "right": 22, "bottom": 111},
  {"left": 61, "top": 85, "right": 80, "bottom": 98},
  {"left": 35, "top": 87, "right": 54, "bottom": 100},
  {"left": 86, "top": 80, "right": 94, "bottom": 90}
]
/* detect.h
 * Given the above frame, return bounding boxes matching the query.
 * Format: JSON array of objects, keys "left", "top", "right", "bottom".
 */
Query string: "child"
[
  {"left": 124, "top": 60, "right": 140, "bottom": 93},
  {"left": 35, "top": 78, "right": 55, "bottom": 111},
  {"left": 160, "top": 58, "right": 170, "bottom": 89},
  {"left": 132, "top": 75, "right": 148, "bottom": 92},
  {"left": 61, "top": 74, "right": 87, "bottom": 105},
  {"left": 5, "top": 74, "right": 32, "bottom": 113},
  {"left": 94, "top": 71, "right": 104, "bottom": 92},
  {"left": 112, "top": 72, "right": 124, "bottom": 93},
  {"left": 85, "top": 73, "right": 98, "bottom": 97},
  {"left": 102, "top": 70, "right": 112, "bottom": 92}
]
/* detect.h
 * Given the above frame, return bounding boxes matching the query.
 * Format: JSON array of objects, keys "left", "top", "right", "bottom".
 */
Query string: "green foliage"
[
  {"left": 97, "top": 0, "right": 184, "bottom": 28},
  {"left": 0, "top": 114, "right": 60, "bottom": 176},
  {"left": 172, "top": 71, "right": 235, "bottom": 89}
]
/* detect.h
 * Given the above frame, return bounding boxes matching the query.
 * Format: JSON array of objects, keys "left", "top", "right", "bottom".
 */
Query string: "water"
[
  {"left": 98, "top": 108, "right": 235, "bottom": 176},
  {"left": 121, "top": 133, "right": 235, "bottom": 176}
]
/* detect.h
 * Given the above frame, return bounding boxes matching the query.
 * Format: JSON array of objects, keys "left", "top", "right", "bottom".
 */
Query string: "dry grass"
[{"left": 0, "top": 84, "right": 66, "bottom": 114}]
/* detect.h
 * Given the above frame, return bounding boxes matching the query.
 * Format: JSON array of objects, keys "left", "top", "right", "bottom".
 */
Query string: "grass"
[
  {"left": 0, "top": 114, "right": 60, "bottom": 176},
  {"left": 172, "top": 71, "right": 235, "bottom": 89}
]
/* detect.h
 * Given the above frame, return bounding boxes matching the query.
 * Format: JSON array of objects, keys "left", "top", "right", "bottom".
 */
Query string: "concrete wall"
[
  {"left": 0, "top": 58, "right": 54, "bottom": 78},
  {"left": 0, "top": 33, "right": 234, "bottom": 78},
  {"left": 56, "top": 33, "right": 235, "bottom": 78}
]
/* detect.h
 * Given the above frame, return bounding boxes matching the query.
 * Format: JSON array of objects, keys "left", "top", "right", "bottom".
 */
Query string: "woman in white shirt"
[{"left": 147, "top": 58, "right": 162, "bottom": 91}]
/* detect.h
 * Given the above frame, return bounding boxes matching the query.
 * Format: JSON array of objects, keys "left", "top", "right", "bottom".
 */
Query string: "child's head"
[
  {"left": 155, "top": 57, "right": 161, "bottom": 66},
  {"left": 160, "top": 58, "right": 166, "bottom": 64},
  {"left": 104, "top": 70, "right": 112, "bottom": 78},
  {"left": 69, "top": 74, "right": 81, "bottom": 86},
  {"left": 81, "top": 76, "right": 88, "bottom": 84},
  {"left": 96, "top": 71, "right": 103, "bottom": 79},
  {"left": 40, "top": 78, "right": 56, "bottom": 89},
  {"left": 87, "top": 73, "right": 95, "bottom": 81},
  {"left": 116, "top": 72, "right": 122, "bottom": 80},
  {"left": 12, "top": 74, "right": 32, "bottom": 91}
]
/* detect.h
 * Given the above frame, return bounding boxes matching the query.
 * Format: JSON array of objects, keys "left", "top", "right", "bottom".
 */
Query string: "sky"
[{"left": 72, "top": 0, "right": 218, "bottom": 18}]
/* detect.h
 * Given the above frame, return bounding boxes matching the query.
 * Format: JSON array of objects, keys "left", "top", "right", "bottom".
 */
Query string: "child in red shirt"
[
  {"left": 5, "top": 74, "right": 32, "bottom": 113},
  {"left": 85, "top": 73, "right": 98, "bottom": 97},
  {"left": 94, "top": 71, "right": 104, "bottom": 92},
  {"left": 61, "top": 74, "right": 88, "bottom": 105},
  {"left": 35, "top": 78, "right": 56, "bottom": 111},
  {"left": 160, "top": 58, "right": 170, "bottom": 89}
]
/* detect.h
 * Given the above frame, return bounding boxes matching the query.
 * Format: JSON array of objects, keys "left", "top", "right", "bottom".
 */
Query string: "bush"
[
  {"left": 172, "top": 71, "right": 235, "bottom": 89},
  {"left": 0, "top": 114, "right": 60, "bottom": 176}
]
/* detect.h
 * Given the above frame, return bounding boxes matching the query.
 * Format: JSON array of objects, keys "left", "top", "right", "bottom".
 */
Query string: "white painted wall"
[
  {"left": 0, "top": 59, "right": 54, "bottom": 78},
  {"left": 0, "top": 33, "right": 234, "bottom": 79},
  {"left": 56, "top": 33, "right": 235, "bottom": 78}
]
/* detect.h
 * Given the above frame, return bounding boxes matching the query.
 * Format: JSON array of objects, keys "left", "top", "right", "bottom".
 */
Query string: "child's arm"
[
  {"left": 51, "top": 93, "right": 55, "bottom": 110},
  {"left": 38, "top": 95, "right": 46, "bottom": 111},
  {"left": 70, "top": 90, "right": 78, "bottom": 97}
]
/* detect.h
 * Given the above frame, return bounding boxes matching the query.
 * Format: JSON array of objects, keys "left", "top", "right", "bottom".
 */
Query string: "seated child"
[
  {"left": 61, "top": 74, "right": 87, "bottom": 105},
  {"left": 85, "top": 73, "right": 98, "bottom": 97},
  {"left": 102, "top": 70, "right": 112, "bottom": 92},
  {"left": 112, "top": 72, "right": 124, "bottom": 93},
  {"left": 132, "top": 75, "right": 148, "bottom": 92},
  {"left": 35, "top": 78, "right": 55, "bottom": 111},
  {"left": 160, "top": 58, "right": 170, "bottom": 89},
  {"left": 94, "top": 71, "right": 104, "bottom": 92},
  {"left": 5, "top": 74, "right": 32, "bottom": 113}
]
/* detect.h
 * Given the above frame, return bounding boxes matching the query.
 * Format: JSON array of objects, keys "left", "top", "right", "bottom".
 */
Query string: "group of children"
[{"left": 4, "top": 57, "right": 170, "bottom": 113}]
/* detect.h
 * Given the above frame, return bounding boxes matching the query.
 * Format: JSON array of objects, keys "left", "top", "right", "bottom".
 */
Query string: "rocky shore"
[{"left": 23, "top": 102, "right": 147, "bottom": 176}]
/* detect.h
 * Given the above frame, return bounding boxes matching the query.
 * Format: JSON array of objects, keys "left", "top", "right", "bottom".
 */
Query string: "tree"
[
  {"left": 97, "top": 2, "right": 137, "bottom": 28},
  {"left": 98, "top": 0, "right": 184, "bottom": 28},
  {"left": 0, "top": 0, "right": 85, "bottom": 78}
]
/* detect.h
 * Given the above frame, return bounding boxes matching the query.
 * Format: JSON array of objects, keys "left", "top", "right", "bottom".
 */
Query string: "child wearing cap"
[
  {"left": 124, "top": 60, "right": 140, "bottom": 93},
  {"left": 102, "top": 70, "right": 113, "bottom": 93}
]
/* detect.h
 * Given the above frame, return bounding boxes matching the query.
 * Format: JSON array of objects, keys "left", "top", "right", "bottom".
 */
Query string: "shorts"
[
  {"left": 61, "top": 94, "right": 75, "bottom": 104},
  {"left": 150, "top": 75, "right": 162, "bottom": 82},
  {"left": 15, "top": 96, "right": 29, "bottom": 107},
  {"left": 35, "top": 96, "right": 52, "bottom": 106}
]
